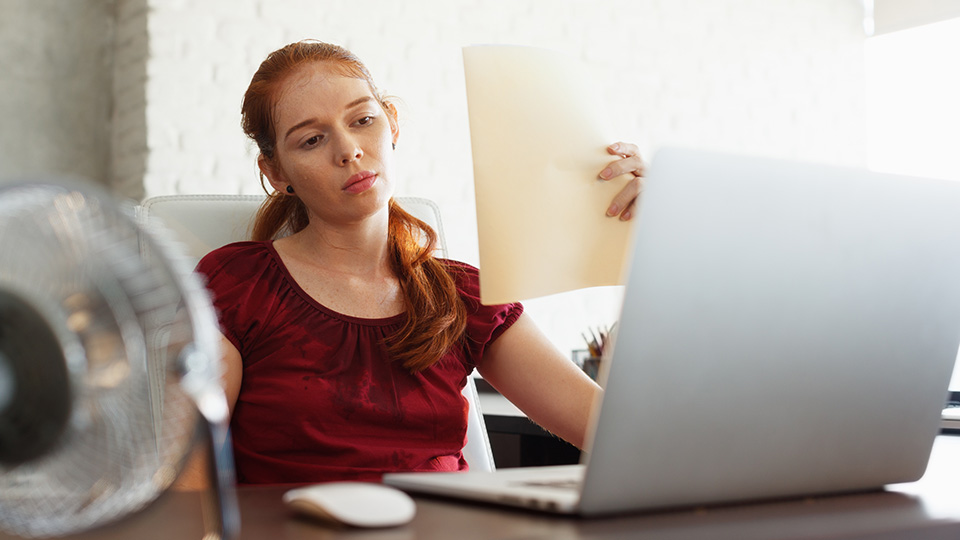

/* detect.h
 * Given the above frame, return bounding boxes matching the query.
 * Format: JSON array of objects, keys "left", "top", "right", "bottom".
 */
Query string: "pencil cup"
[
  {"left": 572, "top": 349, "right": 601, "bottom": 381},
  {"left": 582, "top": 357, "right": 601, "bottom": 381}
]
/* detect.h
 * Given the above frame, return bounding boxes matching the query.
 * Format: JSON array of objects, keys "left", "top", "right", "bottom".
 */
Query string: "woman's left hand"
[{"left": 598, "top": 142, "right": 644, "bottom": 221}]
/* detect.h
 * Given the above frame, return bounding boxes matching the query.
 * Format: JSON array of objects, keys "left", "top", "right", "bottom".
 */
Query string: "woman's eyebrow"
[
  {"left": 283, "top": 96, "right": 376, "bottom": 141},
  {"left": 345, "top": 96, "right": 374, "bottom": 109}
]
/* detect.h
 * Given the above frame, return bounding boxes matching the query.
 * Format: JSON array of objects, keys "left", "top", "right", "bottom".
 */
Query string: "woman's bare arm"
[{"left": 477, "top": 313, "right": 602, "bottom": 449}]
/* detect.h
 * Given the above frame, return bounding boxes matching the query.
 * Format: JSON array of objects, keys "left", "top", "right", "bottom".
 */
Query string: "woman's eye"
[
  {"left": 357, "top": 116, "right": 373, "bottom": 126},
  {"left": 304, "top": 135, "right": 321, "bottom": 147}
]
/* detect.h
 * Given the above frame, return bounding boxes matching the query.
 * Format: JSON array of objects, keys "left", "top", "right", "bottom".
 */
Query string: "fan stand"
[{"left": 196, "top": 397, "right": 241, "bottom": 540}]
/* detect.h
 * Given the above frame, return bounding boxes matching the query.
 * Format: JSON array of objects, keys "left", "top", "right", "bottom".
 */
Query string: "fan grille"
[{"left": 0, "top": 184, "right": 214, "bottom": 537}]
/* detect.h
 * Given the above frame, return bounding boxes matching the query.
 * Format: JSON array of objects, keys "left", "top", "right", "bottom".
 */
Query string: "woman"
[{"left": 196, "top": 40, "right": 644, "bottom": 484}]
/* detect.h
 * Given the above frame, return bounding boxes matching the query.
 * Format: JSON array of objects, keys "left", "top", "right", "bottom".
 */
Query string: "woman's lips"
[{"left": 343, "top": 171, "right": 377, "bottom": 194}]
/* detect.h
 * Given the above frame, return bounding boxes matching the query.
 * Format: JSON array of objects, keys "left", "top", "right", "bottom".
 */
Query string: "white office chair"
[{"left": 137, "top": 194, "right": 496, "bottom": 472}]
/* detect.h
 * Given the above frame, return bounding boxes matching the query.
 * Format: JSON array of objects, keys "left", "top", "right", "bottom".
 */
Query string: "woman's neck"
[
  {"left": 282, "top": 208, "right": 393, "bottom": 278},
  {"left": 271, "top": 207, "right": 404, "bottom": 319}
]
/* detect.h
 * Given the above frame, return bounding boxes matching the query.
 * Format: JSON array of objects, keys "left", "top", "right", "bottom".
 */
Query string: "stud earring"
[{"left": 286, "top": 185, "right": 294, "bottom": 194}]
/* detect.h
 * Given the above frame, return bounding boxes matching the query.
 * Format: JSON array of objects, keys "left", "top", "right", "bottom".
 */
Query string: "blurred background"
[{"left": 1, "top": 0, "right": 958, "bottom": 370}]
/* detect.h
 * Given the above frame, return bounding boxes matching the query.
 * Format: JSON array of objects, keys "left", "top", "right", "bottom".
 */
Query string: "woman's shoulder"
[
  {"left": 436, "top": 258, "right": 519, "bottom": 310},
  {"left": 435, "top": 258, "right": 523, "bottom": 353},
  {"left": 196, "top": 240, "right": 273, "bottom": 277},
  {"left": 436, "top": 258, "right": 479, "bottom": 288},
  {"left": 438, "top": 258, "right": 478, "bottom": 274}
]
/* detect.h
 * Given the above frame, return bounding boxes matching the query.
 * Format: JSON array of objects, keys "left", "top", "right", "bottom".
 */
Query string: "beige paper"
[{"left": 463, "top": 45, "right": 634, "bottom": 304}]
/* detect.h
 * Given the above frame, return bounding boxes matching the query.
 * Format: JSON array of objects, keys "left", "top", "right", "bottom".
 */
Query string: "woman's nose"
[{"left": 336, "top": 135, "right": 363, "bottom": 165}]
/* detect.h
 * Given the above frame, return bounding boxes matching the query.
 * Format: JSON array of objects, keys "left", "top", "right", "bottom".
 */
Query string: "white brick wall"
[{"left": 132, "top": 0, "right": 868, "bottom": 352}]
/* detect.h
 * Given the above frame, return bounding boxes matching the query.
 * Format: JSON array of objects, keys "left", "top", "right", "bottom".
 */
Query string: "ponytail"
[{"left": 384, "top": 200, "right": 467, "bottom": 372}]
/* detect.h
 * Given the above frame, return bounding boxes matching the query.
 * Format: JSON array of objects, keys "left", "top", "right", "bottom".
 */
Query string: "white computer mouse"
[{"left": 282, "top": 482, "right": 416, "bottom": 528}]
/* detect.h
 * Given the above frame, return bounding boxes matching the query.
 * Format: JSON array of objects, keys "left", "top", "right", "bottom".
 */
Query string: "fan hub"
[{"left": 0, "top": 289, "right": 71, "bottom": 466}]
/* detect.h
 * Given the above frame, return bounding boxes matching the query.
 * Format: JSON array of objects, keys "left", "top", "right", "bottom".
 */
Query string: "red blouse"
[{"left": 195, "top": 241, "right": 522, "bottom": 484}]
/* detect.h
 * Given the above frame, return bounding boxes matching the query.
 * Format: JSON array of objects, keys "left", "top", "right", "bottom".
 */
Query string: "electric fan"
[{"left": 0, "top": 180, "right": 239, "bottom": 539}]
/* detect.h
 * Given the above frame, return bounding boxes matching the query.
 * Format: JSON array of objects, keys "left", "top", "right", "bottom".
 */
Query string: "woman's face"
[{"left": 264, "top": 62, "right": 398, "bottom": 226}]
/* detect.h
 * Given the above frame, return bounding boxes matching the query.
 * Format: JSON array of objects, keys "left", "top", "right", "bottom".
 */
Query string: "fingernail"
[
  {"left": 611, "top": 143, "right": 620, "bottom": 152},
  {"left": 607, "top": 204, "right": 619, "bottom": 216},
  {"left": 620, "top": 210, "right": 631, "bottom": 221},
  {"left": 600, "top": 167, "right": 612, "bottom": 179}
]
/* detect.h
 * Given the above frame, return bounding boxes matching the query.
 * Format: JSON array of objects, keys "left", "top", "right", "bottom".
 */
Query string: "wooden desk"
[{"left": 4, "top": 435, "right": 957, "bottom": 540}]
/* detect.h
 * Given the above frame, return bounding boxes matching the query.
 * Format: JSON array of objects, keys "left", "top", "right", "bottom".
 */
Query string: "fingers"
[
  {"left": 606, "top": 141, "right": 640, "bottom": 158},
  {"left": 598, "top": 142, "right": 644, "bottom": 181},
  {"left": 606, "top": 176, "right": 643, "bottom": 221},
  {"left": 599, "top": 142, "right": 644, "bottom": 221}
]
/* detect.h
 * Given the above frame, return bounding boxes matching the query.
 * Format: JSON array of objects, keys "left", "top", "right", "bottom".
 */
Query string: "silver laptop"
[{"left": 384, "top": 147, "right": 960, "bottom": 515}]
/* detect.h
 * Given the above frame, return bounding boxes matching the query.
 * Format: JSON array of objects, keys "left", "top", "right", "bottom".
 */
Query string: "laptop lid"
[{"left": 578, "top": 147, "right": 960, "bottom": 515}]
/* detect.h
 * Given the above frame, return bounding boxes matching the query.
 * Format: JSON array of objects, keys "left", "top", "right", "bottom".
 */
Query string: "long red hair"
[{"left": 241, "top": 40, "right": 466, "bottom": 372}]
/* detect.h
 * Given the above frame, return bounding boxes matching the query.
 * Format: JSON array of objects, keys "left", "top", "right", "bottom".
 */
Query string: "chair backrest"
[
  {"left": 139, "top": 194, "right": 449, "bottom": 266},
  {"left": 137, "top": 194, "right": 495, "bottom": 472}
]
